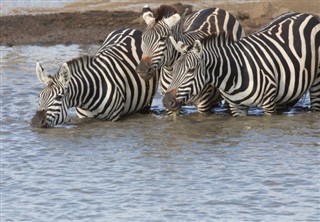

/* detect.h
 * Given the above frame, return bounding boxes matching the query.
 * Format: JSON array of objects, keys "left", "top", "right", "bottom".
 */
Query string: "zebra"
[
  {"left": 31, "top": 28, "right": 159, "bottom": 128},
  {"left": 163, "top": 12, "right": 320, "bottom": 116},
  {"left": 136, "top": 5, "right": 245, "bottom": 113}
]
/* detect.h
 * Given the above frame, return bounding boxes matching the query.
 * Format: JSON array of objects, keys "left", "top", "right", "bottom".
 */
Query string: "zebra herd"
[{"left": 31, "top": 5, "right": 320, "bottom": 128}]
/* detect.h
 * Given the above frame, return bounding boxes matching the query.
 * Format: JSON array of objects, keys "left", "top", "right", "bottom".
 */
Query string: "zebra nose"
[
  {"left": 136, "top": 58, "right": 154, "bottom": 80},
  {"left": 163, "top": 89, "right": 182, "bottom": 111},
  {"left": 31, "top": 109, "right": 48, "bottom": 128}
]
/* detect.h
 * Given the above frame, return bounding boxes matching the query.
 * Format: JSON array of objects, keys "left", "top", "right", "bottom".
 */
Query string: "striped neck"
[
  {"left": 203, "top": 35, "right": 239, "bottom": 93},
  {"left": 64, "top": 56, "right": 95, "bottom": 109}
]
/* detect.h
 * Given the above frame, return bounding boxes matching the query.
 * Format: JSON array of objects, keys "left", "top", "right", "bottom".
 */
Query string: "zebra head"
[
  {"left": 136, "top": 5, "right": 181, "bottom": 80},
  {"left": 163, "top": 37, "right": 206, "bottom": 111},
  {"left": 31, "top": 62, "right": 71, "bottom": 128}
]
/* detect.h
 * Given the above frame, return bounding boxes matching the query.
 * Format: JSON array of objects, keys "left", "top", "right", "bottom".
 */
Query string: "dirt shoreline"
[{"left": 1, "top": 2, "right": 319, "bottom": 46}]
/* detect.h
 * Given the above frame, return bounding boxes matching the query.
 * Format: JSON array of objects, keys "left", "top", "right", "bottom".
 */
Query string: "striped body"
[
  {"left": 164, "top": 13, "right": 320, "bottom": 116},
  {"left": 137, "top": 6, "right": 245, "bottom": 112},
  {"left": 31, "top": 29, "right": 159, "bottom": 127}
]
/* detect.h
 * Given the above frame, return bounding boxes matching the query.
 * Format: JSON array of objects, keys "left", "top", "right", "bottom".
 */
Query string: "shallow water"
[{"left": 1, "top": 45, "right": 320, "bottom": 221}]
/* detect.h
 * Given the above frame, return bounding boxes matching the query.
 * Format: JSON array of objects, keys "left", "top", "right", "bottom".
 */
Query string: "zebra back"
[
  {"left": 257, "top": 12, "right": 302, "bottom": 33},
  {"left": 97, "top": 29, "right": 142, "bottom": 58},
  {"left": 177, "top": 8, "right": 245, "bottom": 43}
]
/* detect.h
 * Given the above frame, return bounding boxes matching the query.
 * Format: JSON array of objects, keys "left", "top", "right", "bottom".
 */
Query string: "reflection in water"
[{"left": 1, "top": 45, "right": 320, "bottom": 221}]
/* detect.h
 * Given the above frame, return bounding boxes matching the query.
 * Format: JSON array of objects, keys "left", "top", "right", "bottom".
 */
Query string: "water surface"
[{"left": 1, "top": 45, "right": 319, "bottom": 221}]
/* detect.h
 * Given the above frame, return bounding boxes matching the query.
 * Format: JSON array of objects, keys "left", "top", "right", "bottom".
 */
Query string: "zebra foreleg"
[
  {"left": 262, "top": 98, "right": 277, "bottom": 115},
  {"left": 229, "top": 103, "right": 248, "bottom": 116},
  {"left": 310, "top": 71, "right": 320, "bottom": 111},
  {"left": 196, "top": 85, "right": 222, "bottom": 113}
]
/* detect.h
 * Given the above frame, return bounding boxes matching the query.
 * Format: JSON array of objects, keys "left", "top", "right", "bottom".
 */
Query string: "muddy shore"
[{"left": 0, "top": 1, "right": 319, "bottom": 46}]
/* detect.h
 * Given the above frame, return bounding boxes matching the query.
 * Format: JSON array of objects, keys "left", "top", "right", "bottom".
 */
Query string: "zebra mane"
[
  {"left": 65, "top": 55, "right": 94, "bottom": 73},
  {"left": 154, "top": 5, "right": 178, "bottom": 23},
  {"left": 200, "top": 32, "right": 218, "bottom": 42},
  {"left": 199, "top": 32, "right": 234, "bottom": 45}
]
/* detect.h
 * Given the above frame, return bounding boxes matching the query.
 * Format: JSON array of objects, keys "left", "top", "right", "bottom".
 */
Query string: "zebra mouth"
[
  {"left": 163, "top": 91, "right": 183, "bottom": 111},
  {"left": 30, "top": 110, "right": 49, "bottom": 128},
  {"left": 136, "top": 59, "right": 156, "bottom": 80},
  {"left": 136, "top": 67, "right": 155, "bottom": 80},
  {"left": 168, "top": 100, "right": 183, "bottom": 111}
]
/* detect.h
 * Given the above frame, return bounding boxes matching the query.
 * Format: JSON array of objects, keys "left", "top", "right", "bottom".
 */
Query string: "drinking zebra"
[
  {"left": 163, "top": 12, "right": 320, "bottom": 116},
  {"left": 31, "top": 28, "right": 159, "bottom": 128},
  {"left": 136, "top": 5, "right": 245, "bottom": 112}
]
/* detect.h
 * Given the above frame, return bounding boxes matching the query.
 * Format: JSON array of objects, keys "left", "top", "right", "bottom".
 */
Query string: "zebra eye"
[
  {"left": 159, "top": 37, "right": 166, "bottom": 42},
  {"left": 55, "top": 95, "right": 63, "bottom": 101},
  {"left": 189, "top": 68, "right": 195, "bottom": 73}
]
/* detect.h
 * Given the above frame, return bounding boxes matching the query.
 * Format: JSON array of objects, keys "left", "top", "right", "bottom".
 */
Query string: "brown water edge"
[{"left": 0, "top": 1, "right": 319, "bottom": 46}]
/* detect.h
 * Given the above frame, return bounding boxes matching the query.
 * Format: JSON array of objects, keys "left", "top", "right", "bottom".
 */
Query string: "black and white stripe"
[
  {"left": 31, "top": 29, "right": 159, "bottom": 127},
  {"left": 136, "top": 5, "right": 245, "bottom": 113},
  {"left": 164, "top": 13, "right": 320, "bottom": 116}
]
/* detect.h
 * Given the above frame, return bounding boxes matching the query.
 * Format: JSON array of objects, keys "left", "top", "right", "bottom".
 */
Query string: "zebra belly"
[
  {"left": 221, "top": 77, "right": 311, "bottom": 109},
  {"left": 275, "top": 86, "right": 305, "bottom": 106},
  {"left": 219, "top": 91, "right": 260, "bottom": 107},
  {"left": 76, "top": 105, "right": 115, "bottom": 119},
  {"left": 76, "top": 107, "right": 95, "bottom": 118},
  {"left": 274, "top": 68, "right": 317, "bottom": 105}
]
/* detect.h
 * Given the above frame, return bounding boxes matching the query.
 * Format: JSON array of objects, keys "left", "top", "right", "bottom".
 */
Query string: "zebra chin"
[{"left": 163, "top": 90, "right": 183, "bottom": 111}]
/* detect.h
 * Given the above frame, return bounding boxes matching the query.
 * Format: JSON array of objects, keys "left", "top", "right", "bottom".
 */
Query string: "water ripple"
[{"left": 2, "top": 45, "right": 319, "bottom": 221}]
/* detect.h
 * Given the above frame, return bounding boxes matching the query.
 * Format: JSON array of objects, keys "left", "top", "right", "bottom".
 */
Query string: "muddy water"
[{"left": 1, "top": 45, "right": 320, "bottom": 221}]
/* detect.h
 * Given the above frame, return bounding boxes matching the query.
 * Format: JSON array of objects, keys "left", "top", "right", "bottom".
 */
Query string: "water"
[{"left": 1, "top": 45, "right": 320, "bottom": 221}]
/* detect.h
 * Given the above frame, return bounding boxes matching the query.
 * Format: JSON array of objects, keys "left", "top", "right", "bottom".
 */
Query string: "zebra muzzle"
[
  {"left": 31, "top": 109, "right": 48, "bottom": 128},
  {"left": 163, "top": 89, "right": 182, "bottom": 111},
  {"left": 136, "top": 60, "right": 155, "bottom": 80}
]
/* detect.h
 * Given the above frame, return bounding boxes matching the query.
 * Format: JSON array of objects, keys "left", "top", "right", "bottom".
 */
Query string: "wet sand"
[{"left": 0, "top": 1, "right": 319, "bottom": 46}]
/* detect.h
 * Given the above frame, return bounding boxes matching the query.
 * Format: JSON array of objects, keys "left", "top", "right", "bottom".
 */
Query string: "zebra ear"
[
  {"left": 142, "top": 5, "right": 155, "bottom": 25},
  {"left": 192, "top": 40, "right": 203, "bottom": 57},
  {"left": 163, "top": 13, "right": 181, "bottom": 29},
  {"left": 58, "top": 63, "right": 71, "bottom": 88},
  {"left": 169, "top": 36, "right": 188, "bottom": 53},
  {"left": 36, "top": 62, "right": 49, "bottom": 84}
]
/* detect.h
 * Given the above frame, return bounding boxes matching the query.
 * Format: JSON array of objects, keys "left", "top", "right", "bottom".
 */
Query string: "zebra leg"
[
  {"left": 310, "top": 71, "right": 320, "bottom": 111},
  {"left": 197, "top": 85, "right": 222, "bottom": 113},
  {"left": 229, "top": 103, "right": 248, "bottom": 116},
  {"left": 139, "top": 104, "right": 152, "bottom": 114},
  {"left": 262, "top": 98, "right": 277, "bottom": 115},
  {"left": 276, "top": 98, "right": 300, "bottom": 112}
]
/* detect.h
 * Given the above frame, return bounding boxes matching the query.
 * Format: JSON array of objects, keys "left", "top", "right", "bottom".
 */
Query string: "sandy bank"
[{"left": 0, "top": 1, "right": 318, "bottom": 46}]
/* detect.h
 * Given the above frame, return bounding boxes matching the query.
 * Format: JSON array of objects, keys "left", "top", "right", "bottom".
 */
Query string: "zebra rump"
[
  {"left": 31, "top": 28, "right": 159, "bottom": 128},
  {"left": 164, "top": 12, "right": 320, "bottom": 116}
]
